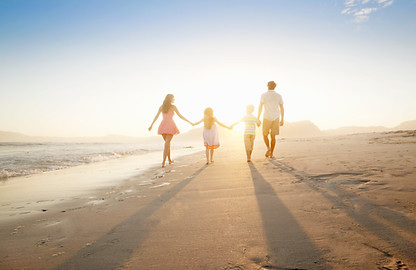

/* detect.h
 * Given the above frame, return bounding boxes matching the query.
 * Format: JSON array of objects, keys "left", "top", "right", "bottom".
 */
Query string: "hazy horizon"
[
  {"left": 1, "top": 118, "right": 415, "bottom": 141},
  {"left": 1, "top": 1, "right": 415, "bottom": 138}
]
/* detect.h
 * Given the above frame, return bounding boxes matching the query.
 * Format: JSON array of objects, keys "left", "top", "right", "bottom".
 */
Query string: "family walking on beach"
[{"left": 148, "top": 81, "right": 284, "bottom": 167}]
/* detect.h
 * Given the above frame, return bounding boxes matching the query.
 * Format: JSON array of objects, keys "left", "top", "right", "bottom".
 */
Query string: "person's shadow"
[
  {"left": 55, "top": 165, "right": 206, "bottom": 270},
  {"left": 248, "top": 162, "right": 330, "bottom": 269},
  {"left": 269, "top": 159, "right": 416, "bottom": 267}
]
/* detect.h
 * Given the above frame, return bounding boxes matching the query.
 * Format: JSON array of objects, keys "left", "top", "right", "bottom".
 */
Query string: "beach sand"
[{"left": 1, "top": 130, "right": 415, "bottom": 269}]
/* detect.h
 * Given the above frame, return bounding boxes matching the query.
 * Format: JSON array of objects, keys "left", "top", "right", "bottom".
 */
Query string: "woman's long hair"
[
  {"left": 203, "top": 107, "right": 214, "bottom": 129},
  {"left": 161, "top": 94, "right": 174, "bottom": 113}
]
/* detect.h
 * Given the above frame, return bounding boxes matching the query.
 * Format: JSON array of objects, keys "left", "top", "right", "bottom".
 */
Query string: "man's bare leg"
[
  {"left": 270, "top": 135, "right": 276, "bottom": 158},
  {"left": 263, "top": 135, "right": 270, "bottom": 157}
]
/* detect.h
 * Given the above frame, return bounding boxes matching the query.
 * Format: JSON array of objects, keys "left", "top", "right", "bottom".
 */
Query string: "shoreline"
[
  {"left": 0, "top": 149, "right": 210, "bottom": 269},
  {"left": 1, "top": 131, "right": 415, "bottom": 269},
  {"left": 0, "top": 146, "right": 203, "bottom": 223}
]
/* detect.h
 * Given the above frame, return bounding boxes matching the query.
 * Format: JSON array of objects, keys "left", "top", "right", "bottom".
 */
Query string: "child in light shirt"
[{"left": 231, "top": 105, "right": 261, "bottom": 162}]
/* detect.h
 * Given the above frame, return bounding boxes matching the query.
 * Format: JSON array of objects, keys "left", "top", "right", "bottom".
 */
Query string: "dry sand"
[{"left": 1, "top": 130, "right": 415, "bottom": 269}]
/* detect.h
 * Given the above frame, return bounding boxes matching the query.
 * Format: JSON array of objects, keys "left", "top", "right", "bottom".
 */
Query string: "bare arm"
[
  {"left": 148, "top": 107, "right": 162, "bottom": 131},
  {"left": 215, "top": 118, "right": 231, "bottom": 129},
  {"left": 173, "top": 106, "right": 193, "bottom": 125},
  {"left": 230, "top": 118, "right": 243, "bottom": 129},
  {"left": 257, "top": 102, "right": 264, "bottom": 121},
  {"left": 193, "top": 119, "right": 204, "bottom": 126},
  {"left": 279, "top": 104, "right": 284, "bottom": 126}
]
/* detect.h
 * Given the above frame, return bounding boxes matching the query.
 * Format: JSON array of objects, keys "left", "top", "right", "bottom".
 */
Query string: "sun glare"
[{"left": 231, "top": 123, "right": 246, "bottom": 133}]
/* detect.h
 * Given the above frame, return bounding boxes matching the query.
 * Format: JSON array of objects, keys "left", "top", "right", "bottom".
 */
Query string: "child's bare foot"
[
  {"left": 162, "top": 163, "right": 166, "bottom": 168},
  {"left": 265, "top": 149, "right": 270, "bottom": 157},
  {"left": 247, "top": 159, "right": 251, "bottom": 162},
  {"left": 205, "top": 161, "right": 210, "bottom": 165},
  {"left": 169, "top": 160, "right": 174, "bottom": 165}
]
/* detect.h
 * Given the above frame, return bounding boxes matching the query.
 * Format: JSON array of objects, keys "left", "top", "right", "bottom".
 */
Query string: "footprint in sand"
[
  {"left": 36, "top": 238, "right": 50, "bottom": 247},
  {"left": 61, "top": 206, "right": 87, "bottom": 213},
  {"left": 10, "top": 225, "right": 25, "bottom": 235},
  {"left": 153, "top": 173, "right": 165, "bottom": 179},
  {"left": 52, "top": 251, "right": 65, "bottom": 257}
]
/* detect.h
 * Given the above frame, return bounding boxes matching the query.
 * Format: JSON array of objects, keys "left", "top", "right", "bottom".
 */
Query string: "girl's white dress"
[{"left": 203, "top": 122, "right": 220, "bottom": 149}]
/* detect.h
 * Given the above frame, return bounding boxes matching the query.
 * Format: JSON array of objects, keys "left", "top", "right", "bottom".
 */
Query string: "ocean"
[
  {"left": 0, "top": 140, "right": 204, "bottom": 221},
  {"left": 0, "top": 141, "right": 202, "bottom": 180}
]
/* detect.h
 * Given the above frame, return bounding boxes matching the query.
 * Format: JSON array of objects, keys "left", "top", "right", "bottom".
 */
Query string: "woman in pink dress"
[{"left": 148, "top": 94, "right": 193, "bottom": 167}]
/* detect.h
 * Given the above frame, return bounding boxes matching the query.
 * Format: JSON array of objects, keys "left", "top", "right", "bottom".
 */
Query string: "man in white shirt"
[{"left": 257, "top": 81, "right": 284, "bottom": 159}]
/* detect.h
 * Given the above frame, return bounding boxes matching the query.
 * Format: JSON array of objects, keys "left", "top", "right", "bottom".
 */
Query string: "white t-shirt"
[{"left": 260, "top": 90, "right": 284, "bottom": 121}]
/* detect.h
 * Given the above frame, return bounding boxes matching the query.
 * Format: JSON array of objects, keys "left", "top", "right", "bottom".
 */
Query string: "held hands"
[{"left": 257, "top": 120, "right": 261, "bottom": 127}]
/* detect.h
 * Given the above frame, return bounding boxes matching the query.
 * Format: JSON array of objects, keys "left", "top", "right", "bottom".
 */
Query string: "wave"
[{"left": 0, "top": 143, "right": 162, "bottom": 180}]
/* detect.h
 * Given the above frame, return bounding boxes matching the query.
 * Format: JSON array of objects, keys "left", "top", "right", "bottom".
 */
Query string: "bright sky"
[{"left": 1, "top": 0, "right": 415, "bottom": 137}]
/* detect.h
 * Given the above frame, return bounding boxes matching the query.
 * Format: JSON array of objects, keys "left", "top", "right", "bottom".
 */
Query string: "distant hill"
[
  {"left": 321, "top": 120, "right": 416, "bottom": 136},
  {"left": 322, "top": 126, "right": 387, "bottom": 136},
  {"left": 174, "top": 127, "right": 204, "bottom": 142},
  {"left": 1, "top": 119, "right": 415, "bottom": 142},
  {"left": 0, "top": 131, "right": 32, "bottom": 142},
  {"left": 280, "top": 120, "right": 321, "bottom": 137},
  {"left": 394, "top": 120, "right": 416, "bottom": 131}
]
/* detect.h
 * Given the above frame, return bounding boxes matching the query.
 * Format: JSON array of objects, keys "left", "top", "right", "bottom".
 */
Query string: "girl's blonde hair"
[
  {"left": 161, "top": 94, "right": 174, "bottom": 113},
  {"left": 203, "top": 107, "right": 214, "bottom": 129}
]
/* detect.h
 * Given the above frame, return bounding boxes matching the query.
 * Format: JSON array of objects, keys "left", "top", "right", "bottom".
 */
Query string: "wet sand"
[{"left": 1, "top": 131, "right": 415, "bottom": 269}]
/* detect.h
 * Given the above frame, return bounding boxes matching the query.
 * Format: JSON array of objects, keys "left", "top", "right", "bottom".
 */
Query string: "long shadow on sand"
[
  {"left": 248, "top": 162, "right": 330, "bottom": 270},
  {"left": 55, "top": 165, "right": 206, "bottom": 270},
  {"left": 269, "top": 159, "right": 416, "bottom": 265}
]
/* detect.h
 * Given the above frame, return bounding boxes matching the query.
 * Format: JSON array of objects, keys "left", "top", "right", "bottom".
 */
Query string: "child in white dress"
[{"left": 194, "top": 107, "right": 231, "bottom": 164}]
